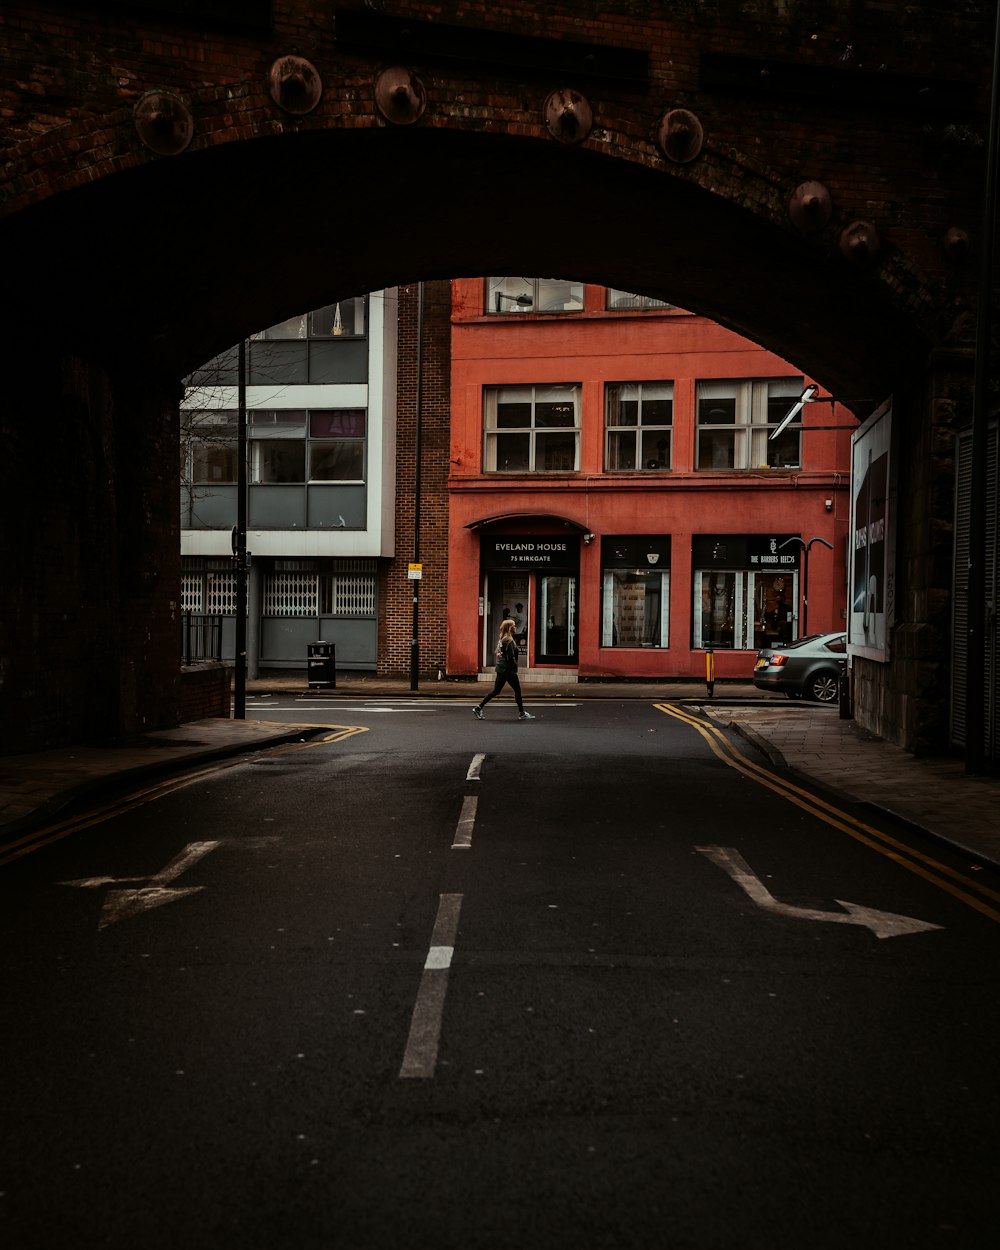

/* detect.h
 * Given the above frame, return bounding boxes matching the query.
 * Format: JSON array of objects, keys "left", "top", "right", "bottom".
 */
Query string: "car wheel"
[{"left": 807, "top": 669, "right": 840, "bottom": 703}]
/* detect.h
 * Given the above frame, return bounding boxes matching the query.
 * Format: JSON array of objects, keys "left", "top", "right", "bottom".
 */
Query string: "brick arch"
[{"left": 5, "top": 118, "right": 933, "bottom": 408}]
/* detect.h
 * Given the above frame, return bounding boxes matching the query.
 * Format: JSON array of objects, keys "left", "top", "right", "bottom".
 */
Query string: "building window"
[
  {"left": 605, "top": 382, "right": 674, "bottom": 471},
  {"left": 248, "top": 409, "right": 366, "bottom": 484},
  {"left": 600, "top": 537, "right": 671, "bottom": 647},
  {"left": 485, "top": 277, "right": 585, "bottom": 314},
  {"left": 696, "top": 378, "right": 804, "bottom": 470},
  {"left": 254, "top": 298, "right": 367, "bottom": 340},
  {"left": 484, "top": 384, "right": 581, "bottom": 472},
  {"left": 692, "top": 536, "right": 801, "bottom": 649},
  {"left": 606, "top": 289, "right": 674, "bottom": 311},
  {"left": 186, "top": 412, "right": 238, "bottom": 483}
]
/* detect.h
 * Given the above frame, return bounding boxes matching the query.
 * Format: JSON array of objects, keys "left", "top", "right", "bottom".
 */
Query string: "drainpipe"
[
  {"left": 233, "top": 338, "right": 248, "bottom": 719},
  {"left": 410, "top": 282, "right": 425, "bottom": 691}
]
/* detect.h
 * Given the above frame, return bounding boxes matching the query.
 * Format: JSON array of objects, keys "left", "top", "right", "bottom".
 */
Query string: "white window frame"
[
  {"left": 605, "top": 382, "right": 674, "bottom": 472},
  {"left": 485, "top": 277, "right": 585, "bottom": 314},
  {"left": 483, "top": 384, "right": 581, "bottom": 473},
  {"left": 696, "top": 379, "right": 804, "bottom": 471}
]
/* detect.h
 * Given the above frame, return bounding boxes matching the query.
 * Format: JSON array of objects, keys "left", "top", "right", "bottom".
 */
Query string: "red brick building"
[{"left": 447, "top": 279, "right": 854, "bottom": 683}]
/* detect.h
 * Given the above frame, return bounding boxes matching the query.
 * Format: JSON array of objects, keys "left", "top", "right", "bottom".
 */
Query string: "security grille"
[
  {"left": 264, "top": 572, "right": 319, "bottom": 617},
  {"left": 330, "top": 573, "right": 376, "bottom": 616},
  {"left": 205, "top": 572, "right": 237, "bottom": 615},
  {"left": 181, "top": 573, "right": 204, "bottom": 613}
]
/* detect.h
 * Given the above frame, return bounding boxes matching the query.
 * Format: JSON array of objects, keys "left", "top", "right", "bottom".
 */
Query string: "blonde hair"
[{"left": 498, "top": 618, "right": 517, "bottom": 643}]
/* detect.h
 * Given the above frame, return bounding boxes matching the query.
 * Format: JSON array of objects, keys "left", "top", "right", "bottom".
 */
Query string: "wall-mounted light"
[{"left": 825, "top": 498, "right": 833, "bottom": 512}]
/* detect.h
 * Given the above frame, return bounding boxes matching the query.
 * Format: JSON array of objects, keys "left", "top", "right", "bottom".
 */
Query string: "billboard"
[{"left": 849, "top": 399, "right": 894, "bottom": 661}]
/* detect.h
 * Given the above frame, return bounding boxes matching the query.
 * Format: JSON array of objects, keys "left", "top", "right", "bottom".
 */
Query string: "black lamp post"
[{"left": 780, "top": 535, "right": 833, "bottom": 638}]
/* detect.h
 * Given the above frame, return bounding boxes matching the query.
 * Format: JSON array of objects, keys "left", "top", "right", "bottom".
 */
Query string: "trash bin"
[{"left": 307, "top": 641, "right": 336, "bottom": 689}]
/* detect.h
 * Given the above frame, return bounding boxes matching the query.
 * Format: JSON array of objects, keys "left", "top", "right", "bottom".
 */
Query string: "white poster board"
[{"left": 848, "top": 398, "right": 894, "bottom": 661}]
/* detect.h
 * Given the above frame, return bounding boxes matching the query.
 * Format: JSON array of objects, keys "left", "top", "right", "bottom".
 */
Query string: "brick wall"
[
  {"left": 178, "top": 662, "right": 231, "bottom": 722},
  {"left": 379, "top": 281, "right": 452, "bottom": 676}
]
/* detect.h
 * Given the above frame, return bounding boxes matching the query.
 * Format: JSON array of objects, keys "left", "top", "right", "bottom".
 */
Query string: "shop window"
[
  {"left": 485, "top": 277, "right": 585, "bottom": 314},
  {"left": 696, "top": 378, "right": 804, "bottom": 470},
  {"left": 693, "top": 569, "right": 798, "bottom": 649},
  {"left": 605, "top": 382, "right": 674, "bottom": 471},
  {"left": 484, "top": 384, "right": 581, "bottom": 473},
  {"left": 602, "top": 569, "right": 670, "bottom": 647},
  {"left": 606, "top": 289, "right": 674, "bottom": 311}
]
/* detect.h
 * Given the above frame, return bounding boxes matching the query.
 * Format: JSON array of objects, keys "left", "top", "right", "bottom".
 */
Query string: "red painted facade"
[{"left": 447, "top": 280, "right": 854, "bottom": 682}]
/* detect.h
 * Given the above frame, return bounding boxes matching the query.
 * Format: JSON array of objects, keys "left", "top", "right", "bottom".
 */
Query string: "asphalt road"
[{"left": 1, "top": 700, "right": 997, "bottom": 1249}]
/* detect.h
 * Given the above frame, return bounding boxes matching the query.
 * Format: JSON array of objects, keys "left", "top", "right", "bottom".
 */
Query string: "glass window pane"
[
  {"left": 700, "top": 571, "right": 736, "bottom": 648},
  {"left": 536, "top": 279, "right": 584, "bottom": 312},
  {"left": 309, "top": 410, "right": 366, "bottom": 438},
  {"left": 536, "top": 430, "right": 578, "bottom": 470},
  {"left": 487, "top": 277, "right": 534, "bottom": 313},
  {"left": 492, "top": 432, "right": 530, "bottom": 471},
  {"left": 640, "top": 430, "right": 671, "bottom": 469},
  {"left": 700, "top": 399, "right": 736, "bottom": 424},
  {"left": 496, "top": 400, "right": 532, "bottom": 429},
  {"left": 698, "top": 430, "right": 735, "bottom": 469},
  {"left": 606, "top": 383, "right": 638, "bottom": 427},
  {"left": 250, "top": 411, "right": 307, "bottom": 438},
  {"left": 535, "top": 385, "right": 579, "bottom": 427},
  {"left": 192, "top": 442, "right": 237, "bottom": 483},
  {"left": 752, "top": 572, "right": 795, "bottom": 648},
  {"left": 257, "top": 313, "right": 308, "bottom": 340},
  {"left": 640, "top": 387, "right": 673, "bottom": 424},
  {"left": 253, "top": 441, "right": 305, "bottom": 483},
  {"left": 768, "top": 428, "right": 801, "bottom": 468},
  {"left": 606, "top": 289, "right": 674, "bottom": 311},
  {"left": 188, "top": 411, "right": 238, "bottom": 438},
  {"left": 607, "top": 430, "right": 637, "bottom": 471},
  {"left": 310, "top": 297, "right": 366, "bottom": 337},
  {"left": 309, "top": 441, "right": 364, "bottom": 481}
]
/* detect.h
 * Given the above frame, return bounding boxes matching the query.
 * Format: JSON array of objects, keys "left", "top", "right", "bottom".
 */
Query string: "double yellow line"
[
  {"left": 0, "top": 724, "right": 368, "bottom": 868},
  {"left": 655, "top": 704, "right": 1000, "bottom": 924}
]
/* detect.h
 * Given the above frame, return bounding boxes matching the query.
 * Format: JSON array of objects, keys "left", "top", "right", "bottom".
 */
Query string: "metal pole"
[
  {"left": 410, "top": 282, "right": 425, "bottom": 692},
  {"left": 966, "top": 0, "right": 1000, "bottom": 774},
  {"left": 801, "top": 543, "right": 809, "bottom": 638},
  {"left": 233, "top": 338, "right": 248, "bottom": 719}
]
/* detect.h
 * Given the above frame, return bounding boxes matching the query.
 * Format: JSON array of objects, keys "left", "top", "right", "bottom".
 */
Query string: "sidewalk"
[{"left": 1, "top": 674, "right": 997, "bottom": 869}]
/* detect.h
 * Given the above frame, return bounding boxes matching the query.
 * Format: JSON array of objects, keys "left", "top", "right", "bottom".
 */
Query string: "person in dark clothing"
[{"left": 473, "top": 618, "right": 535, "bottom": 720}]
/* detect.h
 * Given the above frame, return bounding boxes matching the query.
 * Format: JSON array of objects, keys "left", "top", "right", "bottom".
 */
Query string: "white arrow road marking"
[
  {"left": 696, "top": 846, "right": 944, "bottom": 940},
  {"left": 60, "top": 840, "right": 221, "bottom": 929}
]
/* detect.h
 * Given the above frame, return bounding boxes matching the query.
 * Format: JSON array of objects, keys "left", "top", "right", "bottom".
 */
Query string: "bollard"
[{"left": 705, "top": 648, "right": 715, "bottom": 698}]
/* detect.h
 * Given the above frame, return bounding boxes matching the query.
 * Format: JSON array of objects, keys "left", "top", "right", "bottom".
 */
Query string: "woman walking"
[{"left": 473, "top": 618, "right": 535, "bottom": 720}]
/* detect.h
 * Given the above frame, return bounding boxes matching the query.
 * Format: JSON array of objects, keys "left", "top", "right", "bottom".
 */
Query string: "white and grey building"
[{"left": 180, "top": 290, "right": 397, "bottom": 672}]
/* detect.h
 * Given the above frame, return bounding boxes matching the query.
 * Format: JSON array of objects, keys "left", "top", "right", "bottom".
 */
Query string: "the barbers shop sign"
[{"left": 483, "top": 536, "right": 578, "bottom": 569}]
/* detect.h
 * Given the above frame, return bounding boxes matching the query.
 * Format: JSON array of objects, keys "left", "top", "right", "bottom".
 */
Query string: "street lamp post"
[{"left": 780, "top": 535, "right": 833, "bottom": 638}]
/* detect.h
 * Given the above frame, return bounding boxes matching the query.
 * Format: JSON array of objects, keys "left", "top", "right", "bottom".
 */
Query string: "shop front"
[
  {"left": 692, "top": 534, "right": 801, "bottom": 652},
  {"left": 478, "top": 530, "right": 582, "bottom": 670}
]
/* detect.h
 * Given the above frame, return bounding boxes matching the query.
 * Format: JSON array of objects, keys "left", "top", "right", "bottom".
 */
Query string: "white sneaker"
[
  {"left": 473, "top": 706, "right": 484, "bottom": 720},
  {"left": 518, "top": 712, "right": 535, "bottom": 720}
]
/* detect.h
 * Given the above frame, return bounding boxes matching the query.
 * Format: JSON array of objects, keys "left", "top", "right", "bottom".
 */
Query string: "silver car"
[{"left": 752, "top": 632, "right": 847, "bottom": 703}]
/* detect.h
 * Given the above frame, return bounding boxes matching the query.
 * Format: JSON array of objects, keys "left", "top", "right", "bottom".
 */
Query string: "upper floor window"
[
  {"left": 606, "top": 289, "right": 674, "bottom": 312},
  {"left": 254, "top": 297, "right": 367, "bottom": 340},
  {"left": 484, "top": 384, "right": 581, "bottom": 472},
  {"left": 186, "top": 412, "right": 238, "bottom": 483},
  {"left": 486, "top": 277, "right": 585, "bottom": 314},
  {"left": 249, "top": 409, "right": 367, "bottom": 484},
  {"left": 696, "top": 378, "right": 804, "bottom": 471},
  {"left": 605, "top": 382, "right": 674, "bottom": 471}
]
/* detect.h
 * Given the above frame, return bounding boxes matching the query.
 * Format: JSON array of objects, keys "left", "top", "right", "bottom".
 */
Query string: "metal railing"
[{"left": 182, "top": 613, "right": 223, "bottom": 665}]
